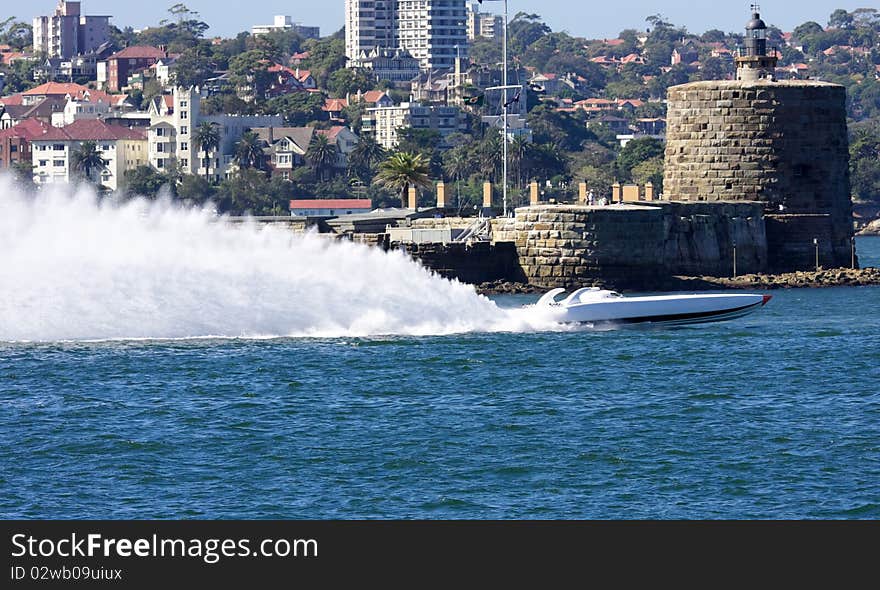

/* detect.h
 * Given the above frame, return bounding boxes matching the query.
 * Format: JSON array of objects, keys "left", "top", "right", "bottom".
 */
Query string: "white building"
[
  {"left": 147, "top": 87, "right": 282, "bottom": 181},
  {"left": 33, "top": 1, "right": 111, "bottom": 60},
  {"left": 31, "top": 119, "right": 147, "bottom": 190},
  {"left": 50, "top": 97, "right": 110, "bottom": 127},
  {"left": 466, "top": 2, "right": 503, "bottom": 40},
  {"left": 363, "top": 102, "right": 467, "bottom": 149},
  {"left": 252, "top": 16, "right": 319, "bottom": 39},
  {"left": 345, "top": 0, "right": 467, "bottom": 71}
]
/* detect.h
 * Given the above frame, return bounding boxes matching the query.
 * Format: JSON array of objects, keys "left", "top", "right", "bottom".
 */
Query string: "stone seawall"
[
  {"left": 512, "top": 203, "right": 768, "bottom": 289},
  {"left": 664, "top": 80, "right": 853, "bottom": 270},
  {"left": 514, "top": 205, "right": 666, "bottom": 289},
  {"left": 403, "top": 241, "right": 524, "bottom": 285}
]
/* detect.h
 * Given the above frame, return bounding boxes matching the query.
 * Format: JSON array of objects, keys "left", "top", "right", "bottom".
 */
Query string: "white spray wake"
[{"left": 0, "top": 176, "right": 564, "bottom": 341}]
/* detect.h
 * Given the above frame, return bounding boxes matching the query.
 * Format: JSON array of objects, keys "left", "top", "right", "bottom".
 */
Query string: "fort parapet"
[{"left": 664, "top": 80, "right": 854, "bottom": 271}]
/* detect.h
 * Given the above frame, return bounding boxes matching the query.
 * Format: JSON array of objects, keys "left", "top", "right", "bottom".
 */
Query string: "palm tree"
[
  {"left": 442, "top": 145, "right": 476, "bottom": 208},
  {"left": 373, "top": 151, "right": 432, "bottom": 208},
  {"left": 348, "top": 135, "right": 386, "bottom": 181},
  {"left": 307, "top": 133, "right": 339, "bottom": 181},
  {"left": 234, "top": 130, "right": 265, "bottom": 171},
  {"left": 509, "top": 135, "right": 530, "bottom": 189},
  {"left": 193, "top": 121, "right": 220, "bottom": 182},
  {"left": 479, "top": 134, "right": 503, "bottom": 182},
  {"left": 71, "top": 141, "right": 108, "bottom": 184}
]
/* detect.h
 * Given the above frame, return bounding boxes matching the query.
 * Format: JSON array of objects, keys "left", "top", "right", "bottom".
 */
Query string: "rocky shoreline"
[
  {"left": 857, "top": 219, "right": 880, "bottom": 236},
  {"left": 475, "top": 267, "right": 880, "bottom": 295}
]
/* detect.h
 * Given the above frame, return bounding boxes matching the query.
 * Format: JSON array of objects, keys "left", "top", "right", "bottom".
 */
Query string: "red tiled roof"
[
  {"left": 0, "top": 94, "right": 24, "bottom": 106},
  {"left": 290, "top": 199, "right": 372, "bottom": 210},
  {"left": 322, "top": 98, "right": 348, "bottom": 112},
  {"left": 24, "top": 82, "right": 91, "bottom": 96},
  {"left": 361, "top": 90, "right": 387, "bottom": 103},
  {"left": 109, "top": 46, "right": 166, "bottom": 60},
  {"left": 295, "top": 69, "right": 312, "bottom": 82},
  {"left": 604, "top": 39, "right": 625, "bottom": 46},
  {"left": 317, "top": 126, "right": 345, "bottom": 141},
  {"left": 33, "top": 119, "right": 146, "bottom": 142},
  {"left": 0, "top": 118, "right": 51, "bottom": 140}
]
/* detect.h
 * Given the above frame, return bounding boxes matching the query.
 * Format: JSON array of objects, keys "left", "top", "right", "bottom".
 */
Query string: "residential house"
[
  {"left": 34, "top": 42, "right": 113, "bottom": 82},
  {"left": 50, "top": 96, "right": 110, "bottom": 127},
  {"left": 19, "top": 82, "right": 112, "bottom": 106},
  {"left": 322, "top": 98, "right": 349, "bottom": 123},
  {"left": 0, "top": 118, "right": 50, "bottom": 170},
  {"left": 352, "top": 46, "right": 421, "bottom": 85},
  {"left": 100, "top": 46, "right": 167, "bottom": 92},
  {"left": 252, "top": 125, "right": 359, "bottom": 180},
  {"left": 1, "top": 96, "right": 67, "bottom": 130},
  {"left": 252, "top": 16, "right": 319, "bottom": 39},
  {"left": 30, "top": 119, "right": 147, "bottom": 190},
  {"left": 350, "top": 90, "right": 395, "bottom": 109}
]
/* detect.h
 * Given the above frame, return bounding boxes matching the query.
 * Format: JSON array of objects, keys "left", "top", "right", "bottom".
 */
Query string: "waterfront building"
[
  {"left": 33, "top": 1, "right": 110, "bottom": 60},
  {"left": 30, "top": 119, "right": 147, "bottom": 190}
]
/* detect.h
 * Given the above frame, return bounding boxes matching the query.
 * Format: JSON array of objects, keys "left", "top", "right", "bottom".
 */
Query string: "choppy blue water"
[{"left": 1, "top": 238, "right": 879, "bottom": 520}]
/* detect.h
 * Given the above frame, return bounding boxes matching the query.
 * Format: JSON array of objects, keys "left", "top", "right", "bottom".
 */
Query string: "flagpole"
[{"left": 502, "top": 0, "right": 508, "bottom": 217}]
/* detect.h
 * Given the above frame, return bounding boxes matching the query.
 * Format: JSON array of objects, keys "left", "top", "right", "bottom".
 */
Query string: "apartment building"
[
  {"left": 147, "top": 87, "right": 282, "bottom": 181},
  {"left": 33, "top": 1, "right": 110, "bottom": 60},
  {"left": 466, "top": 2, "right": 503, "bottom": 40},
  {"left": 363, "top": 102, "right": 467, "bottom": 149},
  {"left": 30, "top": 119, "right": 147, "bottom": 190},
  {"left": 345, "top": 0, "right": 467, "bottom": 71}
]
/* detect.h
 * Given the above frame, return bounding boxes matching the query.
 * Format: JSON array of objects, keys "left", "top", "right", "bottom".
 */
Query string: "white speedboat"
[{"left": 536, "top": 287, "right": 772, "bottom": 326}]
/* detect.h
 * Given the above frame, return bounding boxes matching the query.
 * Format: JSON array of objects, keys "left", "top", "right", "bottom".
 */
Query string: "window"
[
  {"left": 181, "top": 126, "right": 188, "bottom": 135},
  {"left": 180, "top": 100, "right": 188, "bottom": 108},
  {"left": 180, "top": 159, "right": 188, "bottom": 168},
  {"left": 156, "top": 143, "right": 164, "bottom": 153},
  {"left": 101, "top": 144, "right": 111, "bottom": 151},
  {"left": 157, "top": 158, "right": 165, "bottom": 169},
  {"left": 180, "top": 142, "right": 188, "bottom": 151},
  {"left": 53, "top": 160, "right": 64, "bottom": 167},
  {"left": 38, "top": 160, "right": 48, "bottom": 167},
  {"left": 180, "top": 110, "right": 187, "bottom": 120},
  {"left": 53, "top": 144, "right": 64, "bottom": 151}
]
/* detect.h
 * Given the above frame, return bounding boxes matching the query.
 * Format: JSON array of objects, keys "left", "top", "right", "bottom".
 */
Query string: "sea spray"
[{"left": 0, "top": 176, "right": 562, "bottom": 341}]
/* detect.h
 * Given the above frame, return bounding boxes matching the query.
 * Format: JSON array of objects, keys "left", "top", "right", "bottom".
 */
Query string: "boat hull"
[{"left": 542, "top": 292, "right": 772, "bottom": 326}]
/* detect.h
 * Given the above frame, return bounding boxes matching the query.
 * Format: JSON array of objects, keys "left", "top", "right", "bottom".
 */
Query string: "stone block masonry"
[{"left": 664, "top": 80, "right": 854, "bottom": 271}]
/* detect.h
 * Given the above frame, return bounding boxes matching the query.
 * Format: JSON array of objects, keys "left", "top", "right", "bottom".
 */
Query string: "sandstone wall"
[
  {"left": 664, "top": 80, "right": 853, "bottom": 270},
  {"left": 512, "top": 203, "right": 768, "bottom": 288},
  {"left": 514, "top": 205, "right": 666, "bottom": 289}
]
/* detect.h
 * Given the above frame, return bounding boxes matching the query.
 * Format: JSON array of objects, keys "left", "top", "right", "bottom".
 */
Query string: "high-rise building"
[
  {"left": 33, "top": 1, "right": 111, "bottom": 60},
  {"left": 345, "top": 0, "right": 397, "bottom": 65},
  {"left": 345, "top": 0, "right": 467, "bottom": 71},
  {"left": 466, "top": 1, "right": 502, "bottom": 40}
]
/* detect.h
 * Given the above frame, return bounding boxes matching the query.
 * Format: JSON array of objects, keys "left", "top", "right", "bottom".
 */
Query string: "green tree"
[
  {"left": 193, "top": 122, "right": 220, "bottom": 182},
  {"left": 234, "top": 131, "right": 265, "bottom": 171},
  {"left": 615, "top": 137, "right": 665, "bottom": 182},
  {"left": 71, "top": 141, "right": 109, "bottom": 185},
  {"left": 262, "top": 92, "right": 325, "bottom": 126},
  {"left": 348, "top": 134, "right": 386, "bottom": 182},
  {"left": 373, "top": 152, "right": 432, "bottom": 207},
  {"left": 0, "top": 17, "right": 32, "bottom": 50},
  {"left": 172, "top": 44, "right": 216, "bottom": 88},
  {"left": 327, "top": 68, "right": 377, "bottom": 97},
  {"left": 307, "top": 134, "right": 339, "bottom": 181},
  {"left": 123, "top": 165, "right": 171, "bottom": 197}
]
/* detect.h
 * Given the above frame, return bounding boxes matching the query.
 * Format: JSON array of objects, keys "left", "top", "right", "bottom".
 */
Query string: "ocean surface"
[{"left": 1, "top": 183, "right": 879, "bottom": 520}]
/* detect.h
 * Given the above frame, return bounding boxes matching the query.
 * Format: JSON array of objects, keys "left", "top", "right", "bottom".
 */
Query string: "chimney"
[{"left": 268, "top": 127, "right": 274, "bottom": 143}]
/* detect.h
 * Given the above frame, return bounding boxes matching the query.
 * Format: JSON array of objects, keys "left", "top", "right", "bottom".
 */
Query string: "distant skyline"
[{"left": 19, "top": 1, "right": 876, "bottom": 40}]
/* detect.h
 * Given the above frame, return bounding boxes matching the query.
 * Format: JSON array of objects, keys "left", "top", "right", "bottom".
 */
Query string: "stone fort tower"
[{"left": 663, "top": 8, "right": 854, "bottom": 271}]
